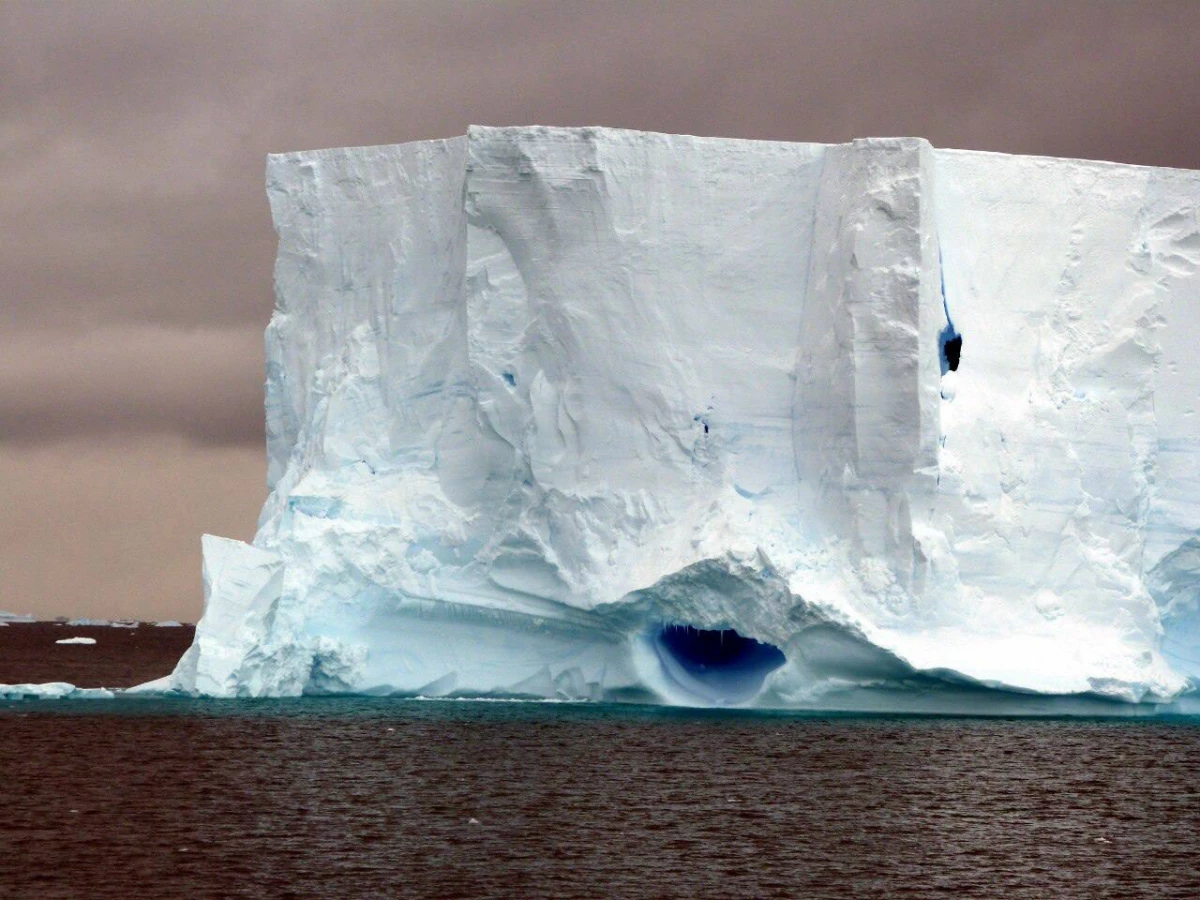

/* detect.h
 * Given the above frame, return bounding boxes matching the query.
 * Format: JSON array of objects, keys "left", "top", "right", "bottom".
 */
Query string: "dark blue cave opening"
[
  {"left": 653, "top": 624, "right": 786, "bottom": 704},
  {"left": 940, "top": 326, "right": 962, "bottom": 374}
]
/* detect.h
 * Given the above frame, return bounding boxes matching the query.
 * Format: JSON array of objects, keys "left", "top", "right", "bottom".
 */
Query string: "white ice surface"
[
  {"left": 55, "top": 637, "right": 97, "bottom": 645},
  {"left": 155, "top": 127, "right": 1200, "bottom": 710}
]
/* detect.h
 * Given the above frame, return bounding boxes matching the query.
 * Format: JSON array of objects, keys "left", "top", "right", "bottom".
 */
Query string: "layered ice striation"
[{"left": 159, "top": 127, "right": 1200, "bottom": 709}]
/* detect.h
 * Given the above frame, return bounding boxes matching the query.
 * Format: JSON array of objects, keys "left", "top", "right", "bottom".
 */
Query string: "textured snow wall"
[{"left": 162, "top": 126, "right": 1200, "bottom": 709}]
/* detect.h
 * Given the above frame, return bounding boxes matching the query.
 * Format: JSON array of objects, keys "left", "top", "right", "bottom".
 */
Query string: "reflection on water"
[{"left": 2, "top": 699, "right": 1198, "bottom": 899}]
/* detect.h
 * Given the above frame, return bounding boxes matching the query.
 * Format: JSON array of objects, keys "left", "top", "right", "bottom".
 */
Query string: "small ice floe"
[
  {"left": 1095, "top": 836, "right": 1112, "bottom": 844},
  {"left": 154, "top": 620, "right": 184, "bottom": 627},
  {"left": 69, "top": 617, "right": 136, "bottom": 628},
  {"left": 0, "top": 682, "right": 114, "bottom": 700},
  {"left": 468, "top": 818, "right": 481, "bottom": 826},
  {"left": 56, "top": 636, "right": 96, "bottom": 645}
]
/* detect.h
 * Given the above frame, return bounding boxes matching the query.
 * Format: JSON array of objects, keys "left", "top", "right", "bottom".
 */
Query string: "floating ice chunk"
[
  {"left": 55, "top": 637, "right": 97, "bottom": 645},
  {"left": 64, "top": 617, "right": 137, "bottom": 627},
  {"left": 0, "top": 682, "right": 114, "bottom": 700}
]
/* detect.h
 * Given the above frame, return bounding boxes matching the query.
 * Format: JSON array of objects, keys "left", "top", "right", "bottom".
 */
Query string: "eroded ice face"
[{"left": 155, "top": 127, "right": 1200, "bottom": 710}]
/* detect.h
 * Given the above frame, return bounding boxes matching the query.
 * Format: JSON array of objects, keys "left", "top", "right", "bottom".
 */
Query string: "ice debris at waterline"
[{"left": 150, "top": 126, "right": 1200, "bottom": 710}]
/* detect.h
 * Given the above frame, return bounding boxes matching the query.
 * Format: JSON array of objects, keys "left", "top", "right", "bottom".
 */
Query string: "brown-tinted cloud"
[
  {"left": 3, "top": 436, "right": 264, "bottom": 620},
  {"left": 0, "top": 326, "right": 263, "bottom": 445},
  {"left": 2, "top": 0, "right": 1198, "bottom": 617}
]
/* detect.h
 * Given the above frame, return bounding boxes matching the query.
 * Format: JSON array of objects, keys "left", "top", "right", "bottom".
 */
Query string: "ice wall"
[{"left": 160, "top": 127, "right": 1200, "bottom": 709}]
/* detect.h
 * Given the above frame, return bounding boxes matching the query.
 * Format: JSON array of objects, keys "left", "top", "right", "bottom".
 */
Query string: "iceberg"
[
  {"left": 161, "top": 127, "right": 1200, "bottom": 709},
  {"left": 0, "top": 683, "right": 114, "bottom": 701}
]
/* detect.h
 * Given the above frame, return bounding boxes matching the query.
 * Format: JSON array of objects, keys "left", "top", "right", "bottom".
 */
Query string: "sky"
[{"left": 3, "top": 0, "right": 1199, "bottom": 621}]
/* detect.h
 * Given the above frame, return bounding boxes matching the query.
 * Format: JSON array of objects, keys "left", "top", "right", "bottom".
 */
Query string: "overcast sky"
[{"left": 3, "top": 0, "right": 1199, "bottom": 621}]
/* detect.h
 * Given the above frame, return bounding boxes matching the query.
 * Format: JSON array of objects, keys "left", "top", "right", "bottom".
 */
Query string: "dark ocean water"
[{"left": 1, "top": 699, "right": 1198, "bottom": 900}]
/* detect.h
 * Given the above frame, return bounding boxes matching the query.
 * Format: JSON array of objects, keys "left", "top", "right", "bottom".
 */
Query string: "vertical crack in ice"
[{"left": 937, "top": 248, "right": 962, "bottom": 375}]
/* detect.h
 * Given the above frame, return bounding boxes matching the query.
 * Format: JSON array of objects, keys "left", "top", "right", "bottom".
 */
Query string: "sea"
[{"left": 2, "top": 697, "right": 1198, "bottom": 899}]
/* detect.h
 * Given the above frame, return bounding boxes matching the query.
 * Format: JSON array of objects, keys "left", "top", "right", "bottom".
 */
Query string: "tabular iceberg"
[{"left": 159, "top": 126, "right": 1200, "bottom": 710}]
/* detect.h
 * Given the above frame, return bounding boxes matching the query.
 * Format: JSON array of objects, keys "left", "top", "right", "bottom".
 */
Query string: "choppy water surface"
[{"left": 2, "top": 699, "right": 1197, "bottom": 899}]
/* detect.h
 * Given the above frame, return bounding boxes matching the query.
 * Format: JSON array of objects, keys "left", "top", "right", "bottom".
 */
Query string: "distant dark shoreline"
[{"left": 0, "top": 621, "right": 194, "bottom": 688}]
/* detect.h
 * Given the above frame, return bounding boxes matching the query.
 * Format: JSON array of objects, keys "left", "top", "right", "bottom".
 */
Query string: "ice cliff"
[{"left": 159, "top": 126, "right": 1200, "bottom": 709}]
